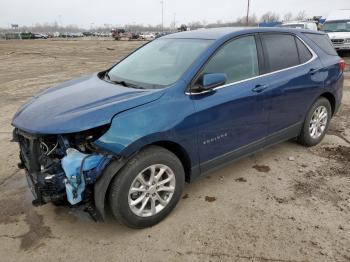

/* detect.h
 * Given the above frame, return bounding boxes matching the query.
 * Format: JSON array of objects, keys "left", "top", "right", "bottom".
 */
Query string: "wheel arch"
[
  {"left": 94, "top": 140, "right": 193, "bottom": 221},
  {"left": 320, "top": 92, "right": 336, "bottom": 116},
  {"left": 150, "top": 141, "right": 192, "bottom": 183}
]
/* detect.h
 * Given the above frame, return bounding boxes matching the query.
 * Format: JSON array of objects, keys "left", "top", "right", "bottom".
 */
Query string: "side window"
[
  {"left": 261, "top": 34, "right": 299, "bottom": 72},
  {"left": 202, "top": 36, "right": 259, "bottom": 84},
  {"left": 295, "top": 37, "right": 313, "bottom": 63},
  {"left": 303, "top": 33, "right": 338, "bottom": 56}
]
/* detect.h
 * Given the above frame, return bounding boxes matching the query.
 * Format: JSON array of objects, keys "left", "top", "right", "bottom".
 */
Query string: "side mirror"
[{"left": 195, "top": 73, "right": 227, "bottom": 92}]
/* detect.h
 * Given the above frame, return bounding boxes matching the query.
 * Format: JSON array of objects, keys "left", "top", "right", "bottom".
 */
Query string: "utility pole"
[
  {"left": 59, "top": 15, "right": 63, "bottom": 31},
  {"left": 246, "top": 0, "right": 250, "bottom": 26},
  {"left": 160, "top": 0, "right": 164, "bottom": 31}
]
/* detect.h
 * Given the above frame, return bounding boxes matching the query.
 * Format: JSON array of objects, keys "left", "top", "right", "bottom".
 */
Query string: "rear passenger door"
[{"left": 259, "top": 33, "right": 324, "bottom": 137}]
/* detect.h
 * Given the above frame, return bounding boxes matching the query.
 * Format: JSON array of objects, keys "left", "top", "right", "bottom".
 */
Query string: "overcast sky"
[{"left": 0, "top": 0, "right": 349, "bottom": 28}]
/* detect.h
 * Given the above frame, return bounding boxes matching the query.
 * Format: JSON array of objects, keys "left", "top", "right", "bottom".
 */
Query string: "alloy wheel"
[
  {"left": 128, "top": 164, "right": 176, "bottom": 217},
  {"left": 309, "top": 105, "right": 328, "bottom": 139}
]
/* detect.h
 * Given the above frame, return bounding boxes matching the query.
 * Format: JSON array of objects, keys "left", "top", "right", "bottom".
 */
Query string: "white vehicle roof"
[
  {"left": 327, "top": 9, "right": 350, "bottom": 21},
  {"left": 282, "top": 21, "right": 316, "bottom": 25}
]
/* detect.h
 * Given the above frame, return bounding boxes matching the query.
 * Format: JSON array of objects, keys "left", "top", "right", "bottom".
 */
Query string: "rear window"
[
  {"left": 303, "top": 33, "right": 338, "bottom": 56},
  {"left": 295, "top": 38, "right": 313, "bottom": 63},
  {"left": 261, "top": 34, "right": 300, "bottom": 72}
]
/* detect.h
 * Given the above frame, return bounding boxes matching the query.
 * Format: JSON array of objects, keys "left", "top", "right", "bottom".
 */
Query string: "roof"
[
  {"left": 282, "top": 21, "right": 317, "bottom": 25},
  {"left": 326, "top": 9, "right": 350, "bottom": 21},
  {"left": 163, "top": 27, "right": 324, "bottom": 40},
  {"left": 164, "top": 27, "right": 247, "bottom": 39}
]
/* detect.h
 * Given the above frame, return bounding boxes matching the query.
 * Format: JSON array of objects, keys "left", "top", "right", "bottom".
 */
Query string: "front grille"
[
  {"left": 18, "top": 132, "right": 41, "bottom": 173},
  {"left": 331, "top": 39, "right": 345, "bottom": 44},
  {"left": 16, "top": 129, "right": 66, "bottom": 204}
]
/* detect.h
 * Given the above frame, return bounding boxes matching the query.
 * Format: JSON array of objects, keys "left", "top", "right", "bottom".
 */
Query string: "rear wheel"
[
  {"left": 108, "top": 146, "right": 184, "bottom": 228},
  {"left": 298, "top": 97, "right": 332, "bottom": 147}
]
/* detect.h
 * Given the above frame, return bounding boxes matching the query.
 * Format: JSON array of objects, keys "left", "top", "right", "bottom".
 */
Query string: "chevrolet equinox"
[{"left": 12, "top": 27, "right": 344, "bottom": 228}]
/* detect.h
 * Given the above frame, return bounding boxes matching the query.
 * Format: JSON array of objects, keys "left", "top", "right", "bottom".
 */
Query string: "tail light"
[{"left": 339, "top": 58, "right": 346, "bottom": 72}]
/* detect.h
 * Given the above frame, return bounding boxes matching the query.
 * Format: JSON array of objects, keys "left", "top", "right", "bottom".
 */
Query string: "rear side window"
[
  {"left": 202, "top": 35, "right": 259, "bottom": 84},
  {"left": 303, "top": 33, "right": 338, "bottom": 56},
  {"left": 261, "top": 34, "right": 300, "bottom": 72},
  {"left": 295, "top": 38, "right": 313, "bottom": 63}
]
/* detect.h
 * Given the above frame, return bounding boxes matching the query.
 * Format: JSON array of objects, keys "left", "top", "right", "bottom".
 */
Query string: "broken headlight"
[{"left": 68, "top": 124, "right": 110, "bottom": 153}]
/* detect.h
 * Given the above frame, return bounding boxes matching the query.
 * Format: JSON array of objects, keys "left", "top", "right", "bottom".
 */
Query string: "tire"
[
  {"left": 108, "top": 146, "right": 185, "bottom": 228},
  {"left": 51, "top": 199, "right": 68, "bottom": 206},
  {"left": 298, "top": 97, "right": 332, "bottom": 147}
]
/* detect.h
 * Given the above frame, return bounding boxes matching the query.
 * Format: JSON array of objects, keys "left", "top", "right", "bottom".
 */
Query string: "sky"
[{"left": 0, "top": 0, "right": 349, "bottom": 28}]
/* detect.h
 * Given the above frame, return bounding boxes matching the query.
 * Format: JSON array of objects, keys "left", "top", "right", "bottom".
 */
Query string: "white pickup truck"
[
  {"left": 323, "top": 9, "right": 350, "bottom": 51},
  {"left": 281, "top": 21, "right": 318, "bottom": 31}
]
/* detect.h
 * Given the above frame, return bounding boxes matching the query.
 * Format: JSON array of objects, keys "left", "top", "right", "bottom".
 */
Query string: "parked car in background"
[
  {"left": 61, "top": 32, "right": 83, "bottom": 38},
  {"left": 111, "top": 28, "right": 132, "bottom": 40},
  {"left": 139, "top": 32, "right": 155, "bottom": 40},
  {"left": 131, "top": 32, "right": 140, "bottom": 40},
  {"left": 12, "top": 27, "right": 344, "bottom": 228},
  {"left": 322, "top": 9, "right": 350, "bottom": 51},
  {"left": 280, "top": 21, "right": 318, "bottom": 31},
  {"left": 155, "top": 32, "right": 172, "bottom": 38},
  {"left": 32, "top": 33, "right": 47, "bottom": 39}
]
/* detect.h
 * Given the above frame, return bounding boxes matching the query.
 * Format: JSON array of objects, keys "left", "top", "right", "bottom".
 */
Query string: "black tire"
[
  {"left": 298, "top": 97, "right": 332, "bottom": 147},
  {"left": 51, "top": 199, "right": 68, "bottom": 206},
  {"left": 108, "top": 146, "right": 185, "bottom": 228}
]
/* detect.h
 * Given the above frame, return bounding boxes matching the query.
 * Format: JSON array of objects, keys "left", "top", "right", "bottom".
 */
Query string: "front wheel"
[
  {"left": 298, "top": 97, "right": 332, "bottom": 147},
  {"left": 108, "top": 146, "right": 185, "bottom": 228}
]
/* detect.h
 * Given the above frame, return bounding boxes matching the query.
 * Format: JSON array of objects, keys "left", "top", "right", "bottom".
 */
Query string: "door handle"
[
  {"left": 252, "top": 84, "right": 268, "bottom": 93},
  {"left": 309, "top": 68, "right": 321, "bottom": 75}
]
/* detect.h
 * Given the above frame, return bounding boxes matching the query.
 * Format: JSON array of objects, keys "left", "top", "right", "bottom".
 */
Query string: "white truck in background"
[
  {"left": 323, "top": 9, "right": 350, "bottom": 51},
  {"left": 281, "top": 21, "right": 318, "bottom": 31}
]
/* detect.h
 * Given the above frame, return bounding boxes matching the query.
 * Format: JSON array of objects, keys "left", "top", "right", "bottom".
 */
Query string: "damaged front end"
[{"left": 12, "top": 126, "right": 113, "bottom": 220}]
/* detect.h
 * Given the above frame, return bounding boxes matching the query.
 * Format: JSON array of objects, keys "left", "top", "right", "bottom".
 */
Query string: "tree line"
[{"left": 1, "top": 10, "right": 310, "bottom": 33}]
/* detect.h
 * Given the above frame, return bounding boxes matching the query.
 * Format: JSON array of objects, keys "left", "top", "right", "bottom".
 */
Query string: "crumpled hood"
[
  {"left": 327, "top": 32, "right": 350, "bottom": 39},
  {"left": 12, "top": 73, "right": 164, "bottom": 134}
]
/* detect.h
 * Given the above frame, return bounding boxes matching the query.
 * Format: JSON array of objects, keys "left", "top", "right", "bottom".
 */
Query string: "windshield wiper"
[
  {"left": 113, "top": 80, "right": 129, "bottom": 87},
  {"left": 104, "top": 71, "right": 144, "bottom": 89},
  {"left": 104, "top": 71, "right": 111, "bottom": 80},
  {"left": 110, "top": 79, "right": 144, "bottom": 89},
  {"left": 116, "top": 81, "right": 145, "bottom": 89}
]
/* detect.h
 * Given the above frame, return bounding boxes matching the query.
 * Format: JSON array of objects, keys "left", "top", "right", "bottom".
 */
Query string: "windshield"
[
  {"left": 322, "top": 20, "right": 350, "bottom": 32},
  {"left": 107, "top": 38, "right": 213, "bottom": 88},
  {"left": 281, "top": 24, "right": 305, "bottom": 29}
]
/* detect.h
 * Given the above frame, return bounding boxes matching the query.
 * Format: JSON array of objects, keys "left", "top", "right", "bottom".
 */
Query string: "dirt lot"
[{"left": 0, "top": 39, "right": 349, "bottom": 262}]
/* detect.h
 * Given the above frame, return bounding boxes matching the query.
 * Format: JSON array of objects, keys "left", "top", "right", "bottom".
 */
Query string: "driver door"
[{"left": 190, "top": 35, "right": 270, "bottom": 173}]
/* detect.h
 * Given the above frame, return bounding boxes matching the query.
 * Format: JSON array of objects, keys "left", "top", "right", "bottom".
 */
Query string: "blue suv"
[{"left": 12, "top": 27, "right": 344, "bottom": 228}]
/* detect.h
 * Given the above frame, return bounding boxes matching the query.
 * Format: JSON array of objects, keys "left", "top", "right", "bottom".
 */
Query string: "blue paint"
[
  {"left": 12, "top": 74, "right": 164, "bottom": 134},
  {"left": 12, "top": 27, "right": 344, "bottom": 183}
]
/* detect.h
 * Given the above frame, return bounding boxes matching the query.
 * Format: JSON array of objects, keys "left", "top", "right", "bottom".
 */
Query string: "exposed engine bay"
[{"left": 12, "top": 126, "right": 113, "bottom": 220}]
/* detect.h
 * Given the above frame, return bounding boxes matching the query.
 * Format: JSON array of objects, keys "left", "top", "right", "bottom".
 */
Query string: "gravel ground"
[{"left": 0, "top": 39, "right": 349, "bottom": 262}]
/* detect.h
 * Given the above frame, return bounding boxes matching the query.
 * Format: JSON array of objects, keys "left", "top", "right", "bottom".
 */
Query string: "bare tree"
[
  {"left": 201, "top": 20, "right": 208, "bottom": 27},
  {"left": 260, "top": 12, "right": 280, "bottom": 22},
  {"left": 295, "top": 10, "right": 307, "bottom": 21},
  {"left": 283, "top": 12, "right": 293, "bottom": 22}
]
